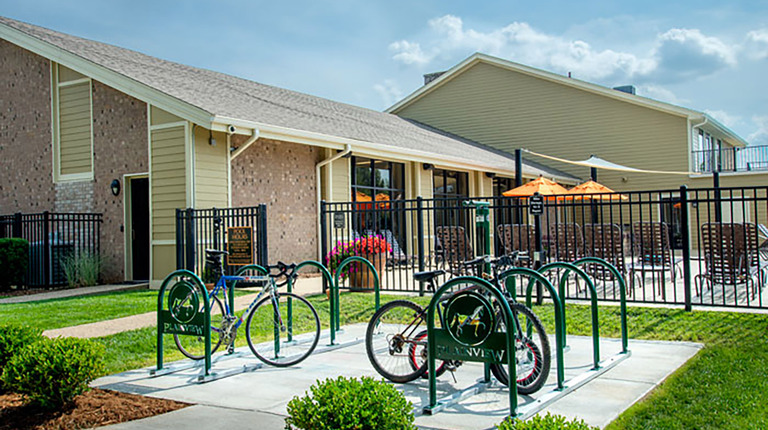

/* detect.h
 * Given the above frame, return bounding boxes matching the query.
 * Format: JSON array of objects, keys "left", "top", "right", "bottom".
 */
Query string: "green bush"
[
  {"left": 0, "top": 324, "right": 42, "bottom": 391},
  {"left": 62, "top": 250, "right": 103, "bottom": 288},
  {"left": 2, "top": 336, "right": 105, "bottom": 409},
  {"left": 497, "top": 413, "right": 598, "bottom": 430},
  {"left": 0, "top": 238, "right": 29, "bottom": 291},
  {"left": 285, "top": 376, "right": 416, "bottom": 430}
]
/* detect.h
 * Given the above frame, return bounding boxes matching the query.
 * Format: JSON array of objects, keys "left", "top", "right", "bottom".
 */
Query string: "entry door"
[
  {"left": 130, "top": 178, "right": 150, "bottom": 280},
  {"left": 660, "top": 197, "right": 683, "bottom": 250}
]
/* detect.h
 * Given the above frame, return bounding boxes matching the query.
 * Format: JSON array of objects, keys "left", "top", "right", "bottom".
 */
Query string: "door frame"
[{"left": 123, "top": 173, "right": 149, "bottom": 281}]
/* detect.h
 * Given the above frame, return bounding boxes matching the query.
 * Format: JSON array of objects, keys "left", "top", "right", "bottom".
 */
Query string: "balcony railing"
[{"left": 693, "top": 145, "right": 768, "bottom": 173}]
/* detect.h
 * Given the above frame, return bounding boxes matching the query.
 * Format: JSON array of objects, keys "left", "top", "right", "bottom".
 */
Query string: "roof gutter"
[
  {"left": 315, "top": 144, "right": 353, "bottom": 260},
  {"left": 230, "top": 127, "right": 260, "bottom": 161}
]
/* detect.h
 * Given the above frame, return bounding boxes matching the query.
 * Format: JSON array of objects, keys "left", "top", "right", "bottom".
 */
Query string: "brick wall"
[
  {"left": 231, "top": 138, "right": 322, "bottom": 263},
  {"left": 0, "top": 40, "right": 54, "bottom": 213}
]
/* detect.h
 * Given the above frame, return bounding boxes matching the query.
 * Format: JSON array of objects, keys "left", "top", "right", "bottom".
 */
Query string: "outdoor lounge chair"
[
  {"left": 497, "top": 224, "right": 535, "bottom": 267},
  {"left": 627, "top": 222, "right": 682, "bottom": 297},
  {"left": 695, "top": 222, "right": 768, "bottom": 299},
  {"left": 583, "top": 223, "right": 626, "bottom": 280},
  {"left": 435, "top": 225, "right": 474, "bottom": 275},
  {"left": 548, "top": 223, "right": 584, "bottom": 262}
]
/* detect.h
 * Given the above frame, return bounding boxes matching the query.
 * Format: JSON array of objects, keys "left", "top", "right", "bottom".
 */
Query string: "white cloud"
[
  {"left": 636, "top": 85, "right": 687, "bottom": 105},
  {"left": 745, "top": 29, "right": 768, "bottom": 59},
  {"left": 373, "top": 79, "right": 405, "bottom": 107},
  {"left": 704, "top": 109, "right": 741, "bottom": 129},
  {"left": 748, "top": 116, "right": 768, "bottom": 145},
  {"left": 389, "top": 16, "right": 740, "bottom": 85}
]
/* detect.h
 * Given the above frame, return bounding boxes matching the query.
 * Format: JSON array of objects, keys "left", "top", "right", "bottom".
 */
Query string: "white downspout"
[
  {"left": 691, "top": 116, "right": 708, "bottom": 173},
  {"left": 316, "top": 145, "right": 352, "bottom": 260},
  {"left": 230, "top": 128, "right": 260, "bottom": 161}
]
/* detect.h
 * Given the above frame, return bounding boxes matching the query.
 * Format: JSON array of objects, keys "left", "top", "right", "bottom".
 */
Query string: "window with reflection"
[
  {"left": 433, "top": 169, "right": 469, "bottom": 228},
  {"left": 350, "top": 157, "right": 406, "bottom": 245}
]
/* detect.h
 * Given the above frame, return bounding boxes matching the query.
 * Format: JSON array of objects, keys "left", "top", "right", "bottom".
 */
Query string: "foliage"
[
  {"left": 497, "top": 413, "right": 597, "bottom": 429},
  {"left": 2, "top": 336, "right": 104, "bottom": 409},
  {"left": 0, "top": 324, "right": 43, "bottom": 391},
  {"left": 61, "top": 250, "right": 103, "bottom": 288},
  {"left": 325, "top": 235, "right": 390, "bottom": 280},
  {"left": 285, "top": 375, "right": 416, "bottom": 430},
  {"left": 0, "top": 238, "right": 29, "bottom": 291}
]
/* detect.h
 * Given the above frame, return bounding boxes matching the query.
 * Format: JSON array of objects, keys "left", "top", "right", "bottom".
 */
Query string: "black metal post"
[
  {"left": 515, "top": 149, "right": 523, "bottom": 223},
  {"left": 590, "top": 167, "right": 598, "bottom": 182},
  {"left": 184, "top": 208, "right": 195, "bottom": 272},
  {"left": 258, "top": 204, "right": 269, "bottom": 267},
  {"left": 320, "top": 200, "right": 328, "bottom": 295},
  {"left": 680, "top": 186, "right": 692, "bottom": 311},
  {"left": 12, "top": 212, "right": 22, "bottom": 237},
  {"left": 713, "top": 171, "right": 722, "bottom": 223},
  {"left": 416, "top": 197, "right": 426, "bottom": 296},
  {"left": 175, "top": 209, "right": 183, "bottom": 270},
  {"left": 42, "top": 211, "right": 50, "bottom": 287}
]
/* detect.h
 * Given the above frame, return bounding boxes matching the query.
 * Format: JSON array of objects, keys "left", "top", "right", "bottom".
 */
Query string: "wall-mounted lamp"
[
  {"left": 209, "top": 129, "right": 217, "bottom": 147},
  {"left": 485, "top": 172, "right": 497, "bottom": 178},
  {"left": 422, "top": 163, "right": 434, "bottom": 171},
  {"left": 110, "top": 179, "right": 121, "bottom": 196}
]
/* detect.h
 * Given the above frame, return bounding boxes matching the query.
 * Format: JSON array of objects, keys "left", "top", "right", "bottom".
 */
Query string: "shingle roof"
[{"left": 0, "top": 16, "right": 577, "bottom": 181}]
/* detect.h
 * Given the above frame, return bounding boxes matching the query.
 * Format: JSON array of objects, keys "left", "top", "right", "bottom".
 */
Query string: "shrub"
[
  {"left": 496, "top": 413, "right": 598, "bottom": 430},
  {"left": 285, "top": 376, "right": 416, "bottom": 430},
  {"left": 2, "top": 336, "right": 105, "bottom": 409},
  {"left": 0, "top": 238, "right": 29, "bottom": 291},
  {"left": 0, "top": 324, "right": 42, "bottom": 391},
  {"left": 62, "top": 250, "right": 103, "bottom": 288}
]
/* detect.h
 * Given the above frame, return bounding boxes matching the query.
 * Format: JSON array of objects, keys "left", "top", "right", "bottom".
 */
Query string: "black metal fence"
[
  {"left": 0, "top": 212, "right": 103, "bottom": 286},
  {"left": 321, "top": 186, "right": 768, "bottom": 310},
  {"left": 176, "top": 205, "right": 268, "bottom": 276},
  {"left": 692, "top": 144, "right": 768, "bottom": 173}
]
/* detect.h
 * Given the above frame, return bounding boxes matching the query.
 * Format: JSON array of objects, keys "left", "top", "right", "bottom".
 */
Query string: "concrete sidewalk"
[
  {"left": 94, "top": 327, "right": 702, "bottom": 430},
  {"left": 42, "top": 277, "right": 325, "bottom": 339},
  {"left": 0, "top": 283, "right": 149, "bottom": 304}
]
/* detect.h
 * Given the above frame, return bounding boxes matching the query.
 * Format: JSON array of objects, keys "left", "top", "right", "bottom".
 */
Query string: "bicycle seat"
[
  {"left": 205, "top": 249, "right": 229, "bottom": 256},
  {"left": 413, "top": 270, "right": 445, "bottom": 283}
]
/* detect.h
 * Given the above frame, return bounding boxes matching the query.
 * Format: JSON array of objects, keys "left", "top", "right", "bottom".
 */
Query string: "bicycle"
[
  {"left": 171, "top": 249, "right": 320, "bottom": 367},
  {"left": 365, "top": 252, "right": 551, "bottom": 394}
]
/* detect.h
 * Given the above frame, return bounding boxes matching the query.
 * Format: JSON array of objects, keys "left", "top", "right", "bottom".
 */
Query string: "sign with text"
[
  {"left": 227, "top": 226, "right": 253, "bottom": 266},
  {"left": 333, "top": 213, "right": 345, "bottom": 229},
  {"left": 529, "top": 193, "right": 544, "bottom": 216}
]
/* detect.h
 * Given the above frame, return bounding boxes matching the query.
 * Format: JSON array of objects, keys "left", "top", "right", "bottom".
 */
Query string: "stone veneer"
[{"left": 230, "top": 138, "right": 322, "bottom": 263}]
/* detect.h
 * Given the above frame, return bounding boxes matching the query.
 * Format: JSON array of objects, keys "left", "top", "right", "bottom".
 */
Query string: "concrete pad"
[
  {"left": 0, "top": 282, "right": 148, "bottom": 304},
  {"left": 95, "top": 326, "right": 702, "bottom": 430},
  {"left": 98, "top": 405, "right": 285, "bottom": 430}
]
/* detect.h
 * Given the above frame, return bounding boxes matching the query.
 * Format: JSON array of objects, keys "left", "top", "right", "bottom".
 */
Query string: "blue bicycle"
[{"left": 172, "top": 249, "right": 320, "bottom": 367}]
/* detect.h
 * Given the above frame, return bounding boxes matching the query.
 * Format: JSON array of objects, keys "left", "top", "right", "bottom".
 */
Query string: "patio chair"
[
  {"left": 435, "top": 225, "right": 474, "bottom": 275},
  {"left": 548, "top": 223, "right": 584, "bottom": 262},
  {"left": 695, "top": 222, "right": 767, "bottom": 299},
  {"left": 497, "top": 224, "right": 535, "bottom": 267},
  {"left": 627, "top": 222, "right": 682, "bottom": 297},
  {"left": 583, "top": 223, "right": 626, "bottom": 281}
]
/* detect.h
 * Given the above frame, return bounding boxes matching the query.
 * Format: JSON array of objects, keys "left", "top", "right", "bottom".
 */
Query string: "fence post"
[
  {"left": 680, "top": 185, "right": 693, "bottom": 312},
  {"left": 184, "top": 208, "right": 195, "bottom": 272},
  {"left": 43, "top": 211, "right": 50, "bottom": 287},
  {"left": 175, "top": 209, "right": 183, "bottom": 270},
  {"left": 12, "top": 212, "right": 22, "bottom": 238},
  {"left": 713, "top": 171, "right": 722, "bottom": 223},
  {"left": 258, "top": 204, "right": 269, "bottom": 266},
  {"left": 320, "top": 200, "right": 328, "bottom": 295},
  {"left": 416, "top": 197, "right": 426, "bottom": 296}
]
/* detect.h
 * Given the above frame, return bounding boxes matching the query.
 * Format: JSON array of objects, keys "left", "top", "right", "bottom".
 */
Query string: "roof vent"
[
  {"left": 423, "top": 71, "right": 446, "bottom": 85},
  {"left": 613, "top": 85, "right": 636, "bottom": 95}
]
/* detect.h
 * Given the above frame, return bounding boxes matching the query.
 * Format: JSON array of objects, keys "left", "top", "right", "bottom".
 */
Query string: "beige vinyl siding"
[
  {"left": 331, "top": 157, "right": 351, "bottom": 202},
  {"left": 58, "top": 82, "right": 93, "bottom": 175},
  {"left": 58, "top": 65, "right": 86, "bottom": 83},
  {"left": 194, "top": 128, "right": 228, "bottom": 208},
  {"left": 396, "top": 63, "right": 690, "bottom": 192},
  {"left": 150, "top": 126, "right": 186, "bottom": 242},
  {"left": 150, "top": 106, "right": 184, "bottom": 126}
]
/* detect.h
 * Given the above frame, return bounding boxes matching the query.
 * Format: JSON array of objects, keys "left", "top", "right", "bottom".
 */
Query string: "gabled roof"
[
  {"left": 387, "top": 52, "right": 749, "bottom": 147},
  {"left": 0, "top": 16, "right": 578, "bottom": 182}
]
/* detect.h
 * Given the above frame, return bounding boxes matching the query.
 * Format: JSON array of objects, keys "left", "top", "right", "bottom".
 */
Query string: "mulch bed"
[{"left": 0, "top": 388, "right": 189, "bottom": 430}]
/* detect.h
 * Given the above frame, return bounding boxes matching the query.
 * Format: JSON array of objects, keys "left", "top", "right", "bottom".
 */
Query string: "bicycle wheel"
[
  {"left": 366, "top": 300, "right": 429, "bottom": 383},
  {"left": 173, "top": 292, "right": 226, "bottom": 360},
  {"left": 245, "top": 292, "right": 320, "bottom": 367},
  {"left": 490, "top": 301, "right": 551, "bottom": 395},
  {"left": 409, "top": 330, "right": 449, "bottom": 379}
]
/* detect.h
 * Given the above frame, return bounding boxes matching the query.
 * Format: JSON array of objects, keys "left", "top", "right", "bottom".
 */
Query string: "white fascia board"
[
  {"left": 0, "top": 23, "right": 213, "bottom": 127},
  {"left": 701, "top": 114, "right": 749, "bottom": 147},
  {"left": 212, "top": 115, "right": 575, "bottom": 184}
]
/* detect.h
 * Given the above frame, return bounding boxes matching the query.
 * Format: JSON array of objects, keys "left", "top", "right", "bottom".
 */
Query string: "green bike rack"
[
  {"left": 155, "top": 270, "right": 211, "bottom": 377},
  {"left": 425, "top": 276, "right": 519, "bottom": 418},
  {"left": 573, "top": 257, "right": 629, "bottom": 354},
  {"left": 535, "top": 262, "right": 600, "bottom": 370},
  {"left": 331, "top": 256, "right": 380, "bottom": 345},
  {"left": 499, "top": 267, "right": 566, "bottom": 390},
  {"left": 292, "top": 260, "right": 334, "bottom": 344}
]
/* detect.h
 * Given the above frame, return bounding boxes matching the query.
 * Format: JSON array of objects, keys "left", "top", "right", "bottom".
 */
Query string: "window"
[
  {"left": 53, "top": 64, "right": 94, "bottom": 181},
  {"left": 433, "top": 169, "right": 469, "bottom": 228},
  {"left": 350, "top": 156, "right": 405, "bottom": 232}
]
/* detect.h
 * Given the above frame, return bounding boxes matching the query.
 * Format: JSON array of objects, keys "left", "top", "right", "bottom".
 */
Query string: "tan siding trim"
[{"left": 55, "top": 71, "right": 94, "bottom": 180}]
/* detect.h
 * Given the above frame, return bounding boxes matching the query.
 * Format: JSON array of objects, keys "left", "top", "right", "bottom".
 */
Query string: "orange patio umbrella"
[
  {"left": 354, "top": 191, "right": 390, "bottom": 209},
  {"left": 502, "top": 176, "right": 569, "bottom": 197},
  {"left": 566, "top": 180, "right": 627, "bottom": 200}
]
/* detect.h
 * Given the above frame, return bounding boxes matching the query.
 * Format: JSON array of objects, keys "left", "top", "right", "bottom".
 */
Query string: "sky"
[{"left": 2, "top": 0, "right": 767, "bottom": 144}]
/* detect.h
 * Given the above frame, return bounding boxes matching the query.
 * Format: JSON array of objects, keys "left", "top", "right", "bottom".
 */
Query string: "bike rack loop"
[
  {"left": 425, "top": 276, "right": 519, "bottom": 417},
  {"left": 292, "top": 260, "right": 334, "bottom": 344},
  {"left": 332, "top": 256, "right": 381, "bottom": 345},
  {"left": 499, "top": 267, "right": 566, "bottom": 390},
  {"left": 573, "top": 257, "right": 629, "bottom": 354},
  {"left": 156, "top": 270, "right": 211, "bottom": 376},
  {"left": 534, "top": 262, "right": 600, "bottom": 370}
]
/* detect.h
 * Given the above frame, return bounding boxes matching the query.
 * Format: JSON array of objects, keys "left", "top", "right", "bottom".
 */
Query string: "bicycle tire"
[
  {"left": 366, "top": 300, "right": 428, "bottom": 383},
  {"left": 245, "top": 292, "right": 320, "bottom": 367},
  {"left": 490, "top": 301, "right": 551, "bottom": 395},
  {"left": 173, "top": 293, "right": 226, "bottom": 360},
  {"left": 409, "top": 330, "right": 450, "bottom": 379}
]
